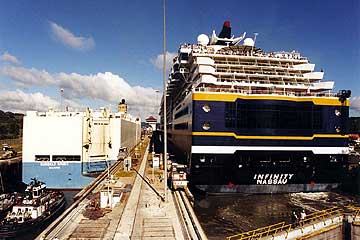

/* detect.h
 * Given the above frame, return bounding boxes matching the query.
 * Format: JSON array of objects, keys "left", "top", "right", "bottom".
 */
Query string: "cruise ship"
[
  {"left": 161, "top": 21, "right": 351, "bottom": 193},
  {"left": 22, "top": 100, "right": 141, "bottom": 189}
]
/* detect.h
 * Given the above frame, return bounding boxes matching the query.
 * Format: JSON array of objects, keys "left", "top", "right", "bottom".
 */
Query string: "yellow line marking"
[
  {"left": 192, "top": 92, "right": 350, "bottom": 106},
  {"left": 192, "top": 132, "right": 349, "bottom": 140}
]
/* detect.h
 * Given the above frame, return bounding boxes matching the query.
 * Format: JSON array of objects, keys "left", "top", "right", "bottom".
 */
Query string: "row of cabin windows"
[
  {"left": 35, "top": 155, "right": 81, "bottom": 161},
  {"left": 174, "top": 107, "right": 189, "bottom": 119},
  {"left": 225, "top": 102, "right": 323, "bottom": 129}
]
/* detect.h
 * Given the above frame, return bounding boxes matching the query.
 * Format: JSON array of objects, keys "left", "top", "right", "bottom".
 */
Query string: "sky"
[{"left": 0, "top": 0, "right": 359, "bottom": 119}]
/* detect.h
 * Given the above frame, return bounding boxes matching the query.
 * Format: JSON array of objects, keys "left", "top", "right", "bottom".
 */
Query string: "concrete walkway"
[{"left": 114, "top": 149, "right": 185, "bottom": 240}]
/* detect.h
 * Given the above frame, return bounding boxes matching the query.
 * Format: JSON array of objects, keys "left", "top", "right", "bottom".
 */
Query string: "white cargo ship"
[{"left": 22, "top": 100, "right": 141, "bottom": 189}]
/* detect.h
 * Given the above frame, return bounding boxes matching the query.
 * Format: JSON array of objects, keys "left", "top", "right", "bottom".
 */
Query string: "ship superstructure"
[
  {"left": 22, "top": 100, "right": 141, "bottom": 189},
  {"left": 161, "top": 21, "right": 351, "bottom": 193}
]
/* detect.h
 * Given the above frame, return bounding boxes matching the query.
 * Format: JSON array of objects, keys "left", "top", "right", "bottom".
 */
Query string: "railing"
[
  {"left": 194, "top": 87, "right": 338, "bottom": 98},
  {"left": 180, "top": 44, "right": 308, "bottom": 61},
  {"left": 347, "top": 205, "right": 360, "bottom": 223},
  {"left": 299, "top": 207, "right": 343, "bottom": 226},
  {"left": 227, "top": 207, "right": 343, "bottom": 240},
  {"left": 226, "top": 222, "right": 287, "bottom": 240}
]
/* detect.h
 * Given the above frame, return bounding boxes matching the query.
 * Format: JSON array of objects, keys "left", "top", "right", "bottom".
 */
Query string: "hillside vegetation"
[{"left": 0, "top": 110, "right": 23, "bottom": 140}]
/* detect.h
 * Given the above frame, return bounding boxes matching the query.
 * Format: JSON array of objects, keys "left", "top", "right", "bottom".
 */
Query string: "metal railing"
[
  {"left": 179, "top": 44, "right": 308, "bottom": 61},
  {"left": 194, "top": 87, "right": 337, "bottom": 98},
  {"left": 226, "top": 222, "right": 287, "bottom": 240},
  {"left": 347, "top": 205, "right": 360, "bottom": 223},
  {"left": 227, "top": 207, "right": 343, "bottom": 240}
]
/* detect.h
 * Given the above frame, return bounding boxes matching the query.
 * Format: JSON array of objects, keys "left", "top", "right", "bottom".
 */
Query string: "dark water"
[{"left": 194, "top": 192, "right": 359, "bottom": 240}]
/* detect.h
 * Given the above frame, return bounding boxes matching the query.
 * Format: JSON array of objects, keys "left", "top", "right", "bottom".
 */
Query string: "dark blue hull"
[{"left": 168, "top": 94, "right": 350, "bottom": 193}]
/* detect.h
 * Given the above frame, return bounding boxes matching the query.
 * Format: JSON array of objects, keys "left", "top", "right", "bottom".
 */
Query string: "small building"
[
  {"left": 100, "top": 179, "right": 125, "bottom": 209},
  {"left": 145, "top": 116, "right": 157, "bottom": 131}
]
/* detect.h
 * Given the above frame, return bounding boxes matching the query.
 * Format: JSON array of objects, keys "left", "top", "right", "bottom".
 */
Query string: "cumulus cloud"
[
  {"left": 0, "top": 90, "right": 84, "bottom": 113},
  {"left": 0, "top": 65, "right": 161, "bottom": 119},
  {"left": 49, "top": 21, "right": 95, "bottom": 50},
  {"left": 0, "top": 52, "right": 20, "bottom": 65},
  {"left": 0, "top": 90, "right": 59, "bottom": 112},
  {"left": 151, "top": 51, "right": 177, "bottom": 70},
  {"left": 0, "top": 65, "right": 55, "bottom": 87},
  {"left": 351, "top": 96, "right": 360, "bottom": 113},
  {"left": 56, "top": 72, "right": 160, "bottom": 119}
]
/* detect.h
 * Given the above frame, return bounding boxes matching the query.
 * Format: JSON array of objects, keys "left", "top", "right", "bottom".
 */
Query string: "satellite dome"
[
  {"left": 243, "top": 38, "right": 255, "bottom": 47},
  {"left": 197, "top": 34, "right": 209, "bottom": 46}
]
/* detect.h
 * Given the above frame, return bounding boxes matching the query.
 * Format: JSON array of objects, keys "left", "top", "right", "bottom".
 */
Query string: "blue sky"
[{"left": 0, "top": 0, "right": 359, "bottom": 117}]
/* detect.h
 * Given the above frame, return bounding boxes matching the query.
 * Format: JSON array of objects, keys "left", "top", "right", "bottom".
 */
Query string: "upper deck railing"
[
  {"left": 194, "top": 87, "right": 338, "bottom": 98},
  {"left": 180, "top": 44, "right": 308, "bottom": 61}
]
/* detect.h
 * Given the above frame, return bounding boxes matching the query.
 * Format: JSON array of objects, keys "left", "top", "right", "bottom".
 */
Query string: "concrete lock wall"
[
  {"left": 352, "top": 224, "right": 360, "bottom": 240},
  {"left": 303, "top": 224, "right": 343, "bottom": 240}
]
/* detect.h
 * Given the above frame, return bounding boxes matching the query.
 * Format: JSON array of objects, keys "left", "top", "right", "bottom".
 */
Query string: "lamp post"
[
  {"left": 251, "top": 33, "right": 258, "bottom": 56},
  {"left": 162, "top": 0, "right": 168, "bottom": 202},
  {"left": 155, "top": 90, "right": 160, "bottom": 120},
  {"left": 60, "top": 88, "right": 64, "bottom": 111}
]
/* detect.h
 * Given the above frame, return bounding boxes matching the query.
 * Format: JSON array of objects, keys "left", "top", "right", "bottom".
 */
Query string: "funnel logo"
[{"left": 254, "top": 174, "right": 294, "bottom": 185}]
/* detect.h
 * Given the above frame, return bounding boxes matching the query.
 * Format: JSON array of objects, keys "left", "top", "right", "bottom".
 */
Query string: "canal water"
[{"left": 193, "top": 191, "right": 359, "bottom": 239}]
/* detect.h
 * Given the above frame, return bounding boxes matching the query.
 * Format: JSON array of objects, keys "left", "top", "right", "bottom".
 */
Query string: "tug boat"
[
  {"left": 0, "top": 194, "right": 16, "bottom": 220},
  {"left": 0, "top": 179, "right": 65, "bottom": 238}
]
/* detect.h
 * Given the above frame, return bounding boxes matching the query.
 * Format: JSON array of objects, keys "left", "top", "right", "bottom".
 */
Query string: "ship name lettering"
[{"left": 254, "top": 173, "right": 294, "bottom": 185}]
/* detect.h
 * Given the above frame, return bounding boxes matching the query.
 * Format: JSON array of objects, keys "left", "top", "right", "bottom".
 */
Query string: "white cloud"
[
  {"left": 351, "top": 96, "right": 360, "bottom": 113},
  {"left": 0, "top": 65, "right": 55, "bottom": 87},
  {"left": 0, "top": 90, "right": 59, "bottom": 112},
  {"left": 49, "top": 21, "right": 95, "bottom": 50},
  {"left": 0, "top": 90, "right": 84, "bottom": 113},
  {"left": 151, "top": 51, "right": 177, "bottom": 70},
  {"left": 56, "top": 72, "right": 160, "bottom": 119},
  {"left": 0, "top": 52, "right": 20, "bottom": 65},
  {"left": 0, "top": 65, "right": 161, "bottom": 119}
]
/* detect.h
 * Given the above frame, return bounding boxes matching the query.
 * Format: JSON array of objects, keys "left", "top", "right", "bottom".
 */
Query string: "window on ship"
[
  {"left": 225, "top": 102, "right": 323, "bottom": 130},
  {"left": 35, "top": 155, "right": 50, "bottom": 161},
  {"left": 52, "top": 155, "right": 81, "bottom": 161}
]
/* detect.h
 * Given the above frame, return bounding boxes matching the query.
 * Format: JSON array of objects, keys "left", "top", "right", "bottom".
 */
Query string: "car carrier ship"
[
  {"left": 160, "top": 21, "right": 351, "bottom": 193},
  {"left": 22, "top": 100, "right": 141, "bottom": 189}
]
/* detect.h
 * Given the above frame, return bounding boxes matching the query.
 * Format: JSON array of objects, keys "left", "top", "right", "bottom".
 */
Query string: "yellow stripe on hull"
[
  {"left": 192, "top": 92, "right": 350, "bottom": 106},
  {"left": 192, "top": 132, "right": 349, "bottom": 140}
]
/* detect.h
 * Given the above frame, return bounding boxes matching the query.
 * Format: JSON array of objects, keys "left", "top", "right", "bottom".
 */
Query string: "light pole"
[
  {"left": 155, "top": 90, "right": 160, "bottom": 119},
  {"left": 60, "top": 88, "right": 64, "bottom": 111},
  {"left": 251, "top": 33, "right": 258, "bottom": 56},
  {"left": 162, "top": 0, "right": 168, "bottom": 202}
]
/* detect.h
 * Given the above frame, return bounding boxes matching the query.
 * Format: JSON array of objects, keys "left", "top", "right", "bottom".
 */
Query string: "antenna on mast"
[{"left": 251, "top": 33, "right": 258, "bottom": 56}]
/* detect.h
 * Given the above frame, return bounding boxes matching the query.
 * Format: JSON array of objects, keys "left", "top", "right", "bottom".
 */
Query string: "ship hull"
[
  {"left": 168, "top": 93, "right": 350, "bottom": 194},
  {"left": 22, "top": 160, "right": 116, "bottom": 189},
  {"left": 196, "top": 183, "right": 339, "bottom": 194}
]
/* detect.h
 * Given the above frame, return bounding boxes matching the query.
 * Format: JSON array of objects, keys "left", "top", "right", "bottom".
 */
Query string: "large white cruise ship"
[
  {"left": 22, "top": 100, "right": 141, "bottom": 189},
  {"left": 161, "top": 21, "right": 351, "bottom": 193}
]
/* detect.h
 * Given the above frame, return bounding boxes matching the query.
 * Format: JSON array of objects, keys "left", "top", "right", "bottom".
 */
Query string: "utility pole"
[
  {"left": 162, "top": 0, "right": 168, "bottom": 202},
  {"left": 251, "top": 33, "right": 258, "bottom": 56},
  {"left": 60, "top": 88, "right": 64, "bottom": 111}
]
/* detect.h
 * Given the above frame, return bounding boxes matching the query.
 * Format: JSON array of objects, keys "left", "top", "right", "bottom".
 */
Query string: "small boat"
[
  {"left": 0, "top": 179, "right": 65, "bottom": 238},
  {"left": 0, "top": 194, "right": 16, "bottom": 219}
]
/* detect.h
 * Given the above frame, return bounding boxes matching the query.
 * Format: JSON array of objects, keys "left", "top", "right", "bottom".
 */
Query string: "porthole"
[
  {"left": 335, "top": 126, "right": 341, "bottom": 133},
  {"left": 202, "top": 122, "right": 211, "bottom": 130},
  {"left": 202, "top": 104, "right": 211, "bottom": 113}
]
